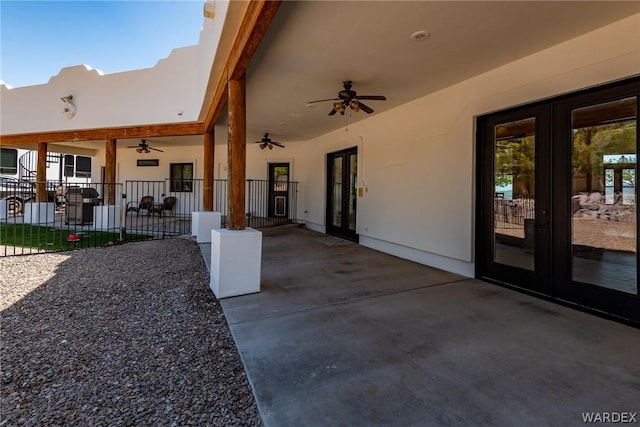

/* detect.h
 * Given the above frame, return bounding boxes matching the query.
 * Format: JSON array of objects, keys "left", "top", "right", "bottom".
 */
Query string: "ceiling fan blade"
[
  {"left": 127, "top": 145, "right": 140, "bottom": 148},
  {"left": 355, "top": 95, "right": 387, "bottom": 101},
  {"left": 328, "top": 108, "right": 338, "bottom": 116},
  {"left": 357, "top": 102, "right": 374, "bottom": 114},
  {"left": 272, "top": 141, "right": 285, "bottom": 148},
  {"left": 308, "top": 98, "right": 339, "bottom": 104},
  {"left": 149, "top": 147, "right": 164, "bottom": 152}
]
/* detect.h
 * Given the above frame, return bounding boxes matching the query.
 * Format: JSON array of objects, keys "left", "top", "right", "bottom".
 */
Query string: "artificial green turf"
[{"left": 0, "top": 223, "right": 150, "bottom": 252}]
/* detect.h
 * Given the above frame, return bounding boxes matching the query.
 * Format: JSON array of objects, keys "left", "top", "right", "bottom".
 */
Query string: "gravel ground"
[{"left": 0, "top": 238, "right": 262, "bottom": 426}]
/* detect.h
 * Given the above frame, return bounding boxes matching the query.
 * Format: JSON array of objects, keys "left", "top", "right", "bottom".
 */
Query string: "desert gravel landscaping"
[{"left": 0, "top": 238, "right": 261, "bottom": 426}]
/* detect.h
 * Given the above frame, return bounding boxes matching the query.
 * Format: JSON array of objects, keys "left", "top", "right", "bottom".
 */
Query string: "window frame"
[
  {"left": 0, "top": 148, "right": 18, "bottom": 175},
  {"left": 170, "top": 162, "right": 194, "bottom": 192}
]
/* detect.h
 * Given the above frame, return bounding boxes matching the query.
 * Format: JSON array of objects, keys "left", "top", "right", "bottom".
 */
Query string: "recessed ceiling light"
[
  {"left": 278, "top": 122, "right": 286, "bottom": 126},
  {"left": 410, "top": 30, "right": 430, "bottom": 41}
]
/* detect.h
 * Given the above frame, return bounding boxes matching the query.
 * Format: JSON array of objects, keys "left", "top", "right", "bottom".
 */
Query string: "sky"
[{"left": 0, "top": 0, "right": 204, "bottom": 88}]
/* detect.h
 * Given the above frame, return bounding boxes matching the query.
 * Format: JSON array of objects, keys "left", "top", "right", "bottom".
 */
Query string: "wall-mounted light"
[{"left": 61, "top": 95, "right": 76, "bottom": 119}]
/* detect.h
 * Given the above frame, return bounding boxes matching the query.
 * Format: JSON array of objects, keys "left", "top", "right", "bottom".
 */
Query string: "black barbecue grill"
[{"left": 65, "top": 187, "right": 99, "bottom": 225}]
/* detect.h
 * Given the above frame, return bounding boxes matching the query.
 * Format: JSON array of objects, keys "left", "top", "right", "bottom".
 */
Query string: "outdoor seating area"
[
  {"left": 125, "top": 196, "right": 177, "bottom": 217},
  {"left": 126, "top": 195, "right": 155, "bottom": 217},
  {"left": 148, "top": 196, "right": 177, "bottom": 217}
]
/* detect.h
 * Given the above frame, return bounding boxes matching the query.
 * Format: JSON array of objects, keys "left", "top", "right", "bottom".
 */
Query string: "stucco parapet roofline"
[
  {"left": 0, "top": 121, "right": 204, "bottom": 146},
  {"left": 1, "top": 47, "right": 198, "bottom": 90}
]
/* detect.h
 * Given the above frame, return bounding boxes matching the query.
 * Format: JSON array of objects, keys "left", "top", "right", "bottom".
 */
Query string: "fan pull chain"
[{"left": 345, "top": 109, "right": 350, "bottom": 132}]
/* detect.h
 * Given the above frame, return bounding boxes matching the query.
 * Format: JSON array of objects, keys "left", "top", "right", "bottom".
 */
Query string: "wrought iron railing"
[
  {"left": 494, "top": 197, "right": 535, "bottom": 230},
  {"left": 1, "top": 178, "right": 299, "bottom": 256}
]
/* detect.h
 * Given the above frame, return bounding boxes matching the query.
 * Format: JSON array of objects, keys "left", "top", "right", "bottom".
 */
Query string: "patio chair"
[
  {"left": 148, "top": 196, "right": 177, "bottom": 217},
  {"left": 126, "top": 195, "right": 154, "bottom": 217}
]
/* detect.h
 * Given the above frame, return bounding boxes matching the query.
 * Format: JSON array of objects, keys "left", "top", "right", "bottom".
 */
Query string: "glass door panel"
[
  {"left": 348, "top": 153, "right": 357, "bottom": 231},
  {"left": 326, "top": 148, "right": 358, "bottom": 241},
  {"left": 570, "top": 97, "right": 637, "bottom": 294},
  {"left": 493, "top": 117, "right": 536, "bottom": 271},
  {"left": 331, "top": 157, "right": 343, "bottom": 227},
  {"left": 478, "top": 104, "right": 551, "bottom": 295},
  {"left": 268, "top": 163, "right": 289, "bottom": 217}
]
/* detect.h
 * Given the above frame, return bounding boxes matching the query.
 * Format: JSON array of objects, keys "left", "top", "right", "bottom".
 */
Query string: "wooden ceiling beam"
[
  {"left": 204, "top": 0, "right": 281, "bottom": 132},
  {"left": 0, "top": 121, "right": 204, "bottom": 146}
]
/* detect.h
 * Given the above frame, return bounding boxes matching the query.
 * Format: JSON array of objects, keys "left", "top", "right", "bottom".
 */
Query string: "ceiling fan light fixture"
[{"left": 311, "top": 82, "right": 386, "bottom": 117}]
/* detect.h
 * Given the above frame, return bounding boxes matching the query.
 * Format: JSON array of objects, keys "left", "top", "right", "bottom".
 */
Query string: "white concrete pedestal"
[
  {"left": 24, "top": 202, "right": 55, "bottom": 224},
  {"left": 210, "top": 228, "right": 262, "bottom": 298},
  {"left": 192, "top": 212, "right": 199, "bottom": 236},
  {"left": 193, "top": 211, "right": 222, "bottom": 243},
  {"left": 93, "top": 205, "right": 121, "bottom": 230},
  {"left": 0, "top": 199, "right": 6, "bottom": 221}
]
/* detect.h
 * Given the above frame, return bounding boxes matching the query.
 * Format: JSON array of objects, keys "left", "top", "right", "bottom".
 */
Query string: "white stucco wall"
[
  {"left": 0, "top": 1, "right": 229, "bottom": 135},
  {"left": 287, "top": 13, "right": 640, "bottom": 277},
  {"left": 198, "top": 1, "right": 230, "bottom": 106}
]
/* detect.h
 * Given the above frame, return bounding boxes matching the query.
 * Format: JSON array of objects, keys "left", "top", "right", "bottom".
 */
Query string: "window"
[
  {"left": 63, "top": 155, "right": 91, "bottom": 178},
  {"left": 75, "top": 156, "right": 91, "bottom": 178},
  {"left": 170, "top": 163, "right": 193, "bottom": 192},
  {"left": 64, "top": 155, "right": 74, "bottom": 177},
  {"left": 0, "top": 148, "right": 18, "bottom": 175},
  {"left": 137, "top": 159, "right": 159, "bottom": 167}
]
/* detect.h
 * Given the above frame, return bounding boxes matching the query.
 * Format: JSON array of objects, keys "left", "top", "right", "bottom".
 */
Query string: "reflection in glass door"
[
  {"left": 493, "top": 117, "right": 536, "bottom": 271},
  {"left": 570, "top": 97, "right": 637, "bottom": 294},
  {"left": 326, "top": 147, "right": 358, "bottom": 241},
  {"left": 478, "top": 105, "right": 551, "bottom": 295}
]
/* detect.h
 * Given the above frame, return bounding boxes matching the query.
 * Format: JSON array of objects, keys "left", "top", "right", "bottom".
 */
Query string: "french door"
[
  {"left": 326, "top": 147, "right": 358, "bottom": 242},
  {"left": 478, "top": 77, "right": 640, "bottom": 325}
]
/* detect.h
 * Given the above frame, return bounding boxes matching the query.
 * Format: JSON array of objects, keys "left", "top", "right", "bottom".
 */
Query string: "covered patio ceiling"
[{"left": 236, "top": 0, "right": 640, "bottom": 144}]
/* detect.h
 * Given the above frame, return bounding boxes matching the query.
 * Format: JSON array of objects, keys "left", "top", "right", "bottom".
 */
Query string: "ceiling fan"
[
  {"left": 307, "top": 80, "right": 387, "bottom": 116},
  {"left": 127, "top": 139, "right": 164, "bottom": 153},
  {"left": 254, "top": 133, "right": 284, "bottom": 150}
]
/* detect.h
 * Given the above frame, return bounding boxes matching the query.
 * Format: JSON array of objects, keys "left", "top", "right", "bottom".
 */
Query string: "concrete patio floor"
[{"left": 200, "top": 226, "right": 640, "bottom": 427}]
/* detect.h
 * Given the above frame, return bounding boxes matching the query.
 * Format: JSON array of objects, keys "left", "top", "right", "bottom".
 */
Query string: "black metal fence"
[
  {"left": 245, "top": 179, "right": 299, "bottom": 228},
  {"left": 1, "top": 178, "right": 299, "bottom": 256},
  {"left": 494, "top": 197, "right": 535, "bottom": 229},
  {"left": 0, "top": 181, "right": 127, "bottom": 256}
]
